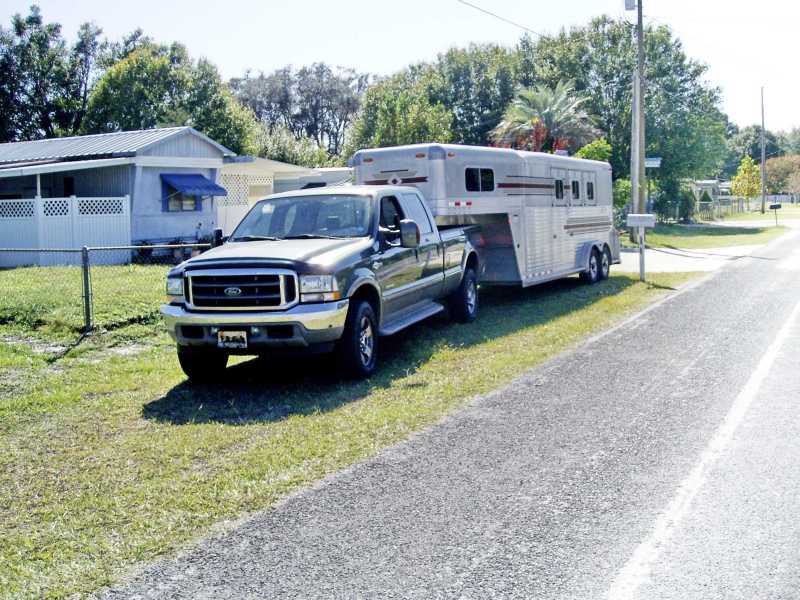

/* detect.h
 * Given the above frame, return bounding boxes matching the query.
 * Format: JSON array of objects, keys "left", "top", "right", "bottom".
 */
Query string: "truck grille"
[{"left": 186, "top": 269, "right": 298, "bottom": 311}]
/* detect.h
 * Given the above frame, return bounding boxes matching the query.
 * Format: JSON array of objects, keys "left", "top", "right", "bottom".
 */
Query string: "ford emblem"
[{"left": 224, "top": 287, "right": 242, "bottom": 297}]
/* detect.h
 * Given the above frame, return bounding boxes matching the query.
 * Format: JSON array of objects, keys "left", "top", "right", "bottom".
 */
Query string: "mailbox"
[{"left": 626, "top": 213, "right": 656, "bottom": 228}]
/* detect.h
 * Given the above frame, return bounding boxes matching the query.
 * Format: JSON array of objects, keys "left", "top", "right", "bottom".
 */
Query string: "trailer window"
[
  {"left": 571, "top": 180, "right": 581, "bottom": 201},
  {"left": 465, "top": 168, "right": 494, "bottom": 192},
  {"left": 555, "top": 180, "right": 564, "bottom": 200},
  {"left": 586, "top": 181, "right": 595, "bottom": 202}
]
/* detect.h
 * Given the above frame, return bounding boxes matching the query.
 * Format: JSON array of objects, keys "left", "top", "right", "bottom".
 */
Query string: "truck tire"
[
  {"left": 600, "top": 246, "right": 612, "bottom": 280},
  {"left": 177, "top": 346, "right": 228, "bottom": 382},
  {"left": 580, "top": 248, "right": 601, "bottom": 285},
  {"left": 336, "top": 300, "right": 379, "bottom": 379},
  {"left": 450, "top": 267, "right": 479, "bottom": 323}
]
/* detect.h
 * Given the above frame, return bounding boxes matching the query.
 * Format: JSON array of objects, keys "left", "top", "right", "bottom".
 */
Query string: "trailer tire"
[
  {"left": 600, "top": 246, "right": 612, "bottom": 280},
  {"left": 177, "top": 346, "right": 228, "bottom": 382},
  {"left": 450, "top": 267, "right": 479, "bottom": 323},
  {"left": 336, "top": 299, "right": 379, "bottom": 379},
  {"left": 580, "top": 248, "right": 601, "bottom": 285}
]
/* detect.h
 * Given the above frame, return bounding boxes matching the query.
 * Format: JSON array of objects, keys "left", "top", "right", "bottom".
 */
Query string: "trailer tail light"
[
  {"left": 447, "top": 152, "right": 456, "bottom": 158},
  {"left": 466, "top": 201, "right": 473, "bottom": 207},
  {"left": 363, "top": 157, "right": 373, "bottom": 163},
  {"left": 415, "top": 152, "right": 426, "bottom": 158}
]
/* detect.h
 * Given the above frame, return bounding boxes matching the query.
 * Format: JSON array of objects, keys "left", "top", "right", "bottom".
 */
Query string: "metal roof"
[{"left": 0, "top": 127, "right": 234, "bottom": 165}]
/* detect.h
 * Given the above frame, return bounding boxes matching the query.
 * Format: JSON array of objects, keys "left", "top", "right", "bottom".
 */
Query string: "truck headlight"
[
  {"left": 299, "top": 275, "right": 341, "bottom": 303},
  {"left": 166, "top": 277, "right": 184, "bottom": 298}
]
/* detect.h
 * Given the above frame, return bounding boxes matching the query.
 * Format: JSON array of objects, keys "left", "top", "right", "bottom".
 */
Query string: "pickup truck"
[{"left": 161, "top": 185, "right": 481, "bottom": 380}]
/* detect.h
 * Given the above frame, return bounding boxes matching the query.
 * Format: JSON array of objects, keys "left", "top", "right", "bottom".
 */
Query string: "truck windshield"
[{"left": 231, "top": 194, "right": 373, "bottom": 241}]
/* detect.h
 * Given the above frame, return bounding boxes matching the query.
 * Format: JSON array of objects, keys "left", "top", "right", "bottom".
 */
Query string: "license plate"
[{"left": 217, "top": 330, "right": 248, "bottom": 349}]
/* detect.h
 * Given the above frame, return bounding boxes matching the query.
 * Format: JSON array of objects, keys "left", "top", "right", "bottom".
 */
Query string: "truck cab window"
[
  {"left": 400, "top": 193, "right": 433, "bottom": 234},
  {"left": 380, "top": 195, "right": 403, "bottom": 231},
  {"left": 465, "top": 168, "right": 495, "bottom": 192}
]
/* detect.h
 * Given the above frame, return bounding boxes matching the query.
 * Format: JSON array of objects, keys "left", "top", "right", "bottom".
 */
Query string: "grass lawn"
[
  {"left": 0, "top": 271, "right": 696, "bottom": 598},
  {"left": 620, "top": 223, "right": 787, "bottom": 250},
  {"left": 0, "top": 264, "right": 169, "bottom": 338},
  {"left": 712, "top": 204, "right": 800, "bottom": 222}
]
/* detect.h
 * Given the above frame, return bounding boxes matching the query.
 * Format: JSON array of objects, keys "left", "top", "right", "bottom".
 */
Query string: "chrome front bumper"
[{"left": 160, "top": 299, "right": 349, "bottom": 350}]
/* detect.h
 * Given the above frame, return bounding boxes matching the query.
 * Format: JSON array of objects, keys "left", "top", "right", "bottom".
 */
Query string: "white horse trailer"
[{"left": 351, "top": 143, "right": 621, "bottom": 287}]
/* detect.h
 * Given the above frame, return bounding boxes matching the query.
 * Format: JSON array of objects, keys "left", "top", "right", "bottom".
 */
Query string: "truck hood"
[{"left": 187, "top": 237, "right": 373, "bottom": 269}]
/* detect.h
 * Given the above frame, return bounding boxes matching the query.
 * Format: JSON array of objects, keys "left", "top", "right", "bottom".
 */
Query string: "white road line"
[{"left": 606, "top": 298, "right": 800, "bottom": 600}]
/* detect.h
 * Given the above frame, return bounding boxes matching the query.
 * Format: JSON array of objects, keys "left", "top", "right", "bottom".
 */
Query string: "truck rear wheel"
[
  {"left": 580, "top": 248, "right": 601, "bottom": 285},
  {"left": 177, "top": 346, "right": 228, "bottom": 382},
  {"left": 336, "top": 300, "right": 379, "bottom": 379},
  {"left": 450, "top": 267, "right": 478, "bottom": 323}
]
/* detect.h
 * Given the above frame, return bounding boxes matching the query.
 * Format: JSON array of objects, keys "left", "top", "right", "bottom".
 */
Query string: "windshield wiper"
[
  {"left": 231, "top": 235, "right": 281, "bottom": 242},
  {"left": 282, "top": 234, "right": 347, "bottom": 240}
]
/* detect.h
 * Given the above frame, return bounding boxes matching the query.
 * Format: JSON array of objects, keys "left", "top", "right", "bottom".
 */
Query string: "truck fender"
[{"left": 345, "top": 274, "right": 383, "bottom": 324}]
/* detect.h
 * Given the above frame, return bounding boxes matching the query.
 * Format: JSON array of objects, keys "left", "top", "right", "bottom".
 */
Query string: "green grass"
[
  {"left": 621, "top": 223, "right": 787, "bottom": 249},
  {"left": 712, "top": 204, "right": 800, "bottom": 222},
  {"left": 0, "top": 271, "right": 697, "bottom": 598},
  {"left": 0, "top": 265, "right": 169, "bottom": 338}
]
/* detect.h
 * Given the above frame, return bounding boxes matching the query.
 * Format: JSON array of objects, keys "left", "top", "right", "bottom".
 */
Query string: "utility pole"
[
  {"left": 760, "top": 86, "right": 767, "bottom": 214},
  {"left": 628, "top": 0, "right": 646, "bottom": 238}
]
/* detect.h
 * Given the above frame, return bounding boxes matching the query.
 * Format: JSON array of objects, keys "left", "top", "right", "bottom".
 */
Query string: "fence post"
[{"left": 81, "top": 246, "right": 93, "bottom": 332}]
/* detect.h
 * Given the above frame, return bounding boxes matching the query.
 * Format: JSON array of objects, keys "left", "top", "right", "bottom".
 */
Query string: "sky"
[{"left": 2, "top": 0, "right": 798, "bottom": 131}]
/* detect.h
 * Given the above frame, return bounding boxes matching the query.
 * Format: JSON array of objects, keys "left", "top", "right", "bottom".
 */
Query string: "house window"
[
  {"left": 164, "top": 185, "right": 201, "bottom": 212},
  {"left": 465, "top": 168, "right": 495, "bottom": 192},
  {"left": 571, "top": 180, "right": 581, "bottom": 201},
  {"left": 63, "top": 177, "right": 75, "bottom": 197}
]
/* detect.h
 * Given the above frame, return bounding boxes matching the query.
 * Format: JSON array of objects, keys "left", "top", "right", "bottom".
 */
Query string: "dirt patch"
[{"left": 1, "top": 335, "right": 67, "bottom": 356}]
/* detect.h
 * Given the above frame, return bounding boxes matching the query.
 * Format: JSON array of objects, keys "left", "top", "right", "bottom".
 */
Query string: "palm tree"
[{"left": 490, "top": 80, "right": 600, "bottom": 152}]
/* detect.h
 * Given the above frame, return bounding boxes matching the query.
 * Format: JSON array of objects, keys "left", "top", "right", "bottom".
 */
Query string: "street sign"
[
  {"left": 645, "top": 157, "right": 662, "bottom": 169},
  {"left": 769, "top": 203, "right": 782, "bottom": 210},
  {"left": 626, "top": 213, "right": 656, "bottom": 228}
]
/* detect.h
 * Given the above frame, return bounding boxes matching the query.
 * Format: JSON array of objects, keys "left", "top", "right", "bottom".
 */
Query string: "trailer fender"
[{"left": 576, "top": 241, "right": 605, "bottom": 272}]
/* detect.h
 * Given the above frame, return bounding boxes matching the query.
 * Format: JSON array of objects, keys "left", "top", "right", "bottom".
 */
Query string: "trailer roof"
[{"left": 350, "top": 143, "right": 611, "bottom": 169}]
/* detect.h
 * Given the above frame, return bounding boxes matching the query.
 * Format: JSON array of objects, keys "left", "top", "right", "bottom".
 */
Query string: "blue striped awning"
[{"left": 161, "top": 173, "right": 227, "bottom": 196}]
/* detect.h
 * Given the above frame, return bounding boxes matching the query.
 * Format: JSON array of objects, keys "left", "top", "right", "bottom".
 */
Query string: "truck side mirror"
[
  {"left": 399, "top": 219, "right": 420, "bottom": 249},
  {"left": 212, "top": 228, "right": 224, "bottom": 247}
]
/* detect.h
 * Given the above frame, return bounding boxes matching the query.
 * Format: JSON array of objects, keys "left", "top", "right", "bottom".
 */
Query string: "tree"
[
  {"left": 575, "top": 138, "right": 612, "bottom": 162},
  {"left": 490, "top": 80, "right": 599, "bottom": 152},
  {"left": 723, "top": 125, "right": 782, "bottom": 178},
  {"left": 347, "top": 73, "right": 453, "bottom": 151},
  {"left": 731, "top": 156, "right": 761, "bottom": 200},
  {"left": 253, "top": 124, "right": 333, "bottom": 168},
  {"left": 524, "top": 17, "right": 729, "bottom": 191},
  {"left": 83, "top": 44, "right": 259, "bottom": 154},
  {"left": 82, "top": 45, "right": 190, "bottom": 132},
  {"left": 765, "top": 155, "right": 800, "bottom": 194},
  {"left": 0, "top": 5, "right": 103, "bottom": 141},
  {"left": 230, "top": 63, "right": 369, "bottom": 156}
]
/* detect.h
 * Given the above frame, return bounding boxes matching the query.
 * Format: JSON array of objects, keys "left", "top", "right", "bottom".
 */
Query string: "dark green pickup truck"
[{"left": 161, "top": 185, "right": 480, "bottom": 380}]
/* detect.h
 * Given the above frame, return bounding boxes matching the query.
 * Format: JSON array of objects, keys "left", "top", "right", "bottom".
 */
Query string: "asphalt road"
[{"left": 103, "top": 229, "right": 800, "bottom": 600}]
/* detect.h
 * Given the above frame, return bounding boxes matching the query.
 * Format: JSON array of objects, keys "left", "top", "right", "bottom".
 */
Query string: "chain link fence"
[{"left": 0, "top": 244, "right": 210, "bottom": 336}]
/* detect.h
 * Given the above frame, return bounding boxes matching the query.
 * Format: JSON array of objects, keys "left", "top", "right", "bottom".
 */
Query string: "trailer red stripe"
[{"left": 497, "top": 182, "right": 555, "bottom": 189}]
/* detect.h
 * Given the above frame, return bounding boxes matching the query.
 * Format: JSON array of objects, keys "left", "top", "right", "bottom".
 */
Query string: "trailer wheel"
[
  {"left": 450, "top": 267, "right": 479, "bottom": 323},
  {"left": 177, "top": 346, "right": 228, "bottom": 382},
  {"left": 336, "top": 299, "right": 379, "bottom": 379},
  {"left": 600, "top": 246, "right": 612, "bottom": 280},
  {"left": 580, "top": 248, "right": 601, "bottom": 285}
]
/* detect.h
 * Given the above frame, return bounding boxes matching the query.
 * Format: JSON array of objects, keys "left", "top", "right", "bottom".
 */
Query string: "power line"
[{"left": 455, "top": 0, "right": 544, "bottom": 38}]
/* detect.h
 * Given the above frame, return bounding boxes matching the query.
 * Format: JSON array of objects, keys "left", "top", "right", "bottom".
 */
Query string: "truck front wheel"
[
  {"left": 450, "top": 267, "right": 479, "bottom": 323},
  {"left": 177, "top": 346, "right": 228, "bottom": 382},
  {"left": 336, "top": 300, "right": 379, "bottom": 379}
]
